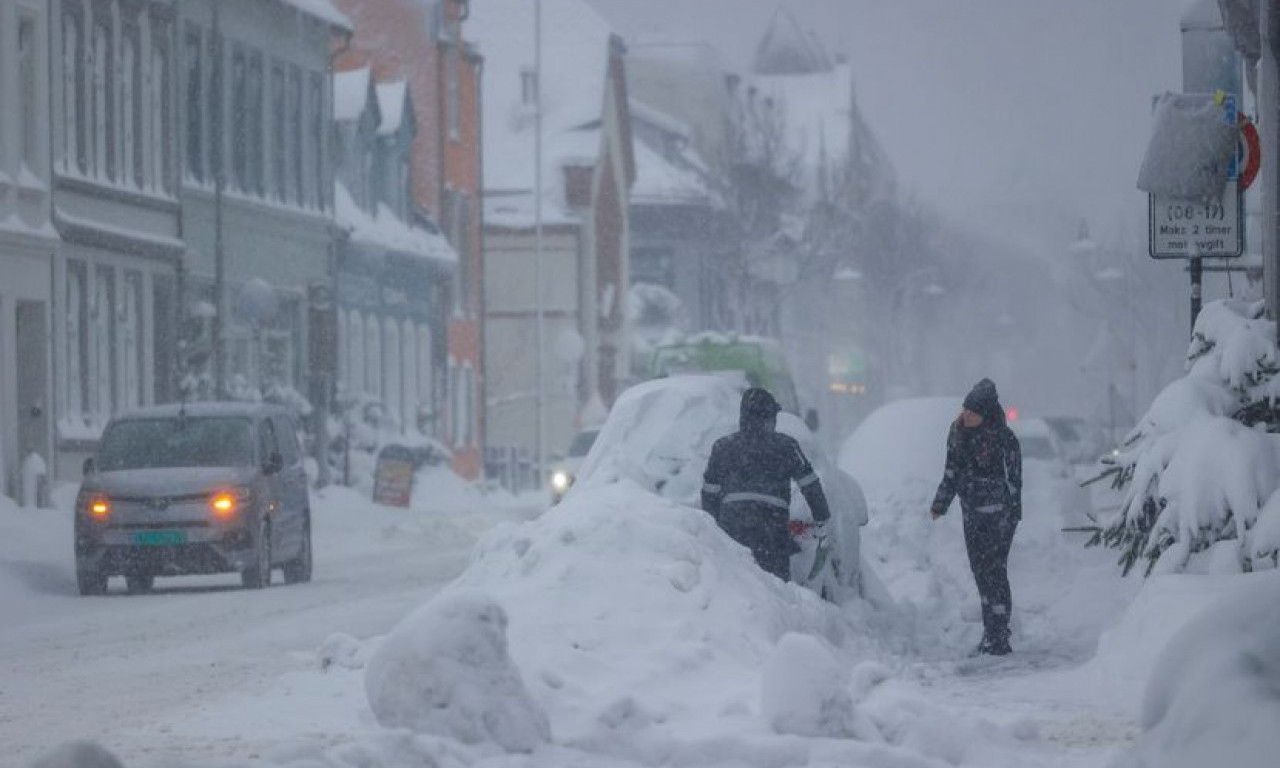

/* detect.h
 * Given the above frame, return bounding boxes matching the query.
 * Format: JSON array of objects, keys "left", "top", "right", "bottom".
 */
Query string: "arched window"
[
  {"left": 401, "top": 320, "right": 416, "bottom": 433},
  {"left": 347, "top": 311, "right": 364, "bottom": 396},
  {"left": 417, "top": 324, "right": 433, "bottom": 434},
  {"left": 365, "top": 313, "right": 381, "bottom": 402},
  {"left": 384, "top": 318, "right": 402, "bottom": 429},
  {"left": 65, "top": 264, "right": 86, "bottom": 420},
  {"left": 121, "top": 275, "right": 142, "bottom": 410}
]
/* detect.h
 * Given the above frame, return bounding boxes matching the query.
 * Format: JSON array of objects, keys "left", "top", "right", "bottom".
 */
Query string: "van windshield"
[{"left": 97, "top": 417, "right": 254, "bottom": 471}]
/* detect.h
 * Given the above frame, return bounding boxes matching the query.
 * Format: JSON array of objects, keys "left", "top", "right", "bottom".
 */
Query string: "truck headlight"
[{"left": 551, "top": 471, "right": 572, "bottom": 492}]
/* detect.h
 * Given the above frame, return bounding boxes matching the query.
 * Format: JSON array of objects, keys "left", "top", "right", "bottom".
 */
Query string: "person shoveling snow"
[{"left": 701, "top": 388, "right": 832, "bottom": 582}]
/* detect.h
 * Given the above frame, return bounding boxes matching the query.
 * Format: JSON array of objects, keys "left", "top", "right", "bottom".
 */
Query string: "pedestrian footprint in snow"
[
  {"left": 929, "top": 378, "right": 1022, "bottom": 656},
  {"left": 701, "top": 388, "right": 831, "bottom": 581}
]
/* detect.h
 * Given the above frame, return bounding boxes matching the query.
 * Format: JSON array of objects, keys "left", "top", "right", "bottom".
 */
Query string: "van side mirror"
[
  {"left": 264, "top": 451, "right": 284, "bottom": 475},
  {"left": 804, "top": 408, "right": 820, "bottom": 432},
  {"left": 82, "top": 457, "right": 96, "bottom": 476}
]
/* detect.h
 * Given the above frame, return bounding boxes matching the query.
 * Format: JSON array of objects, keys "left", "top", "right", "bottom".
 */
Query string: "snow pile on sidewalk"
[
  {"left": 446, "top": 481, "right": 851, "bottom": 749},
  {"left": 348, "top": 480, "right": 1017, "bottom": 767},
  {"left": 364, "top": 592, "right": 550, "bottom": 752},
  {"left": 1111, "top": 571, "right": 1280, "bottom": 768},
  {"left": 1095, "top": 299, "right": 1280, "bottom": 575},
  {"left": 1082, "top": 573, "right": 1253, "bottom": 710}
]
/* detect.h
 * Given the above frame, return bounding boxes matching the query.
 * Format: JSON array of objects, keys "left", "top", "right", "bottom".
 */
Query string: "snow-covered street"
[
  {"left": 2, "top": 438, "right": 1156, "bottom": 768},
  {"left": 0, "top": 484, "right": 540, "bottom": 765}
]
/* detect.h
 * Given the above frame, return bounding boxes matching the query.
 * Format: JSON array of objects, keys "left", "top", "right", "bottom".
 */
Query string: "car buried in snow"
[
  {"left": 568, "top": 375, "right": 872, "bottom": 602},
  {"left": 74, "top": 402, "right": 313, "bottom": 595}
]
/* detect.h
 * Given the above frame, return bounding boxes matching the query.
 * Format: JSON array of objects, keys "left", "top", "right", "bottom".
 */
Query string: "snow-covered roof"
[
  {"left": 376, "top": 82, "right": 409, "bottom": 136},
  {"left": 630, "top": 100, "right": 691, "bottom": 141},
  {"left": 334, "top": 67, "right": 371, "bottom": 122},
  {"left": 467, "top": 0, "right": 615, "bottom": 198},
  {"left": 754, "top": 63, "right": 855, "bottom": 175},
  {"left": 631, "top": 140, "right": 712, "bottom": 206},
  {"left": 276, "top": 0, "right": 353, "bottom": 32},
  {"left": 336, "top": 183, "right": 457, "bottom": 264},
  {"left": 753, "top": 7, "right": 832, "bottom": 76}
]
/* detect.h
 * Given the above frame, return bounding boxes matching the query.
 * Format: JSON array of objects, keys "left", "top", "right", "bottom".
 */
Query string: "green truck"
[{"left": 649, "top": 336, "right": 815, "bottom": 428}]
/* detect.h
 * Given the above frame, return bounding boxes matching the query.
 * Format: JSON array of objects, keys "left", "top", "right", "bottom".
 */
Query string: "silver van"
[{"left": 74, "top": 402, "right": 312, "bottom": 595}]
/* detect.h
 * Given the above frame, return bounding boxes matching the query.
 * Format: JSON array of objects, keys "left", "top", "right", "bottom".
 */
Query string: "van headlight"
[{"left": 551, "top": 471, "right": 572, "bottom": 492}]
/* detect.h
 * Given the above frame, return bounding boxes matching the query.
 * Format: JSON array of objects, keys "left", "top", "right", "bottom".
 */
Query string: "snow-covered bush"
[
  {"left": 1112, "top": 572, "right": 1280, "bottom": 768},
  {"left": 1093, "top": 300, "right": 1280, "bottom": 574},
  {"left": 363, "top": 591, "right": 550, "bottom": 752}
]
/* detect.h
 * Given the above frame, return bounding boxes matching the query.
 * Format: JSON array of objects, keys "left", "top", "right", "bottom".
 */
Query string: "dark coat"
[
  {"left": 930, "top": 419, "right": 1022, "bottom": 521},
  {"left": 701, "top": 414, "right": 830, "bottom": 524}
]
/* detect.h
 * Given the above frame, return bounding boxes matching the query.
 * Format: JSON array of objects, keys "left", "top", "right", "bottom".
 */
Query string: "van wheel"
[
  {"left": 242, "top": 519, "right": 272, "bottom": 589},
  {"left": 283, "top": 512, "right": 312, "bottom": 585},
  {"left": 77, "top": 566, "right": 107, "bottom": 596},
  {"left": 126, "top": 574, "right": 155, "bottom": 594}
]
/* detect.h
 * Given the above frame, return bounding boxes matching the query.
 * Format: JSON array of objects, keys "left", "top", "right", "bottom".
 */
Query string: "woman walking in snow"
[{"left": 929, "top": 378, "right": 1022, "bottom": 656}]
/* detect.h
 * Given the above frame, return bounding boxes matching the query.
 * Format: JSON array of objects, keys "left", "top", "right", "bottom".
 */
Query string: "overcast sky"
[{"left": 589, "top": 0, "right": 1188, "bottom": 259}]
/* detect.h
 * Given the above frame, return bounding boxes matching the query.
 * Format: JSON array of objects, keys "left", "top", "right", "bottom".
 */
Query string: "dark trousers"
[
  {"left": 962, "top": 509, "right": 1017, "bottom": 644},
  {"left": 717, "top": 504, "right": 792, "bottom": 581}
]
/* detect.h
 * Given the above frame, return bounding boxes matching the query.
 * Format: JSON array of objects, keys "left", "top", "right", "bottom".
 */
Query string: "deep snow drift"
[
  {"left": 1111, "top": 571, "right": 1280, "bottom": 768},
  {"left": 356, "top": 479, "right": 1032, "bottom": 767}
]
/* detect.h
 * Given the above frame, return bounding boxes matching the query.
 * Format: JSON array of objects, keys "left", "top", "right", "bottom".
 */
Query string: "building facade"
[
  {"left": 332, "top": 66, "right": 456, "bottom": 443},
  {"left": 174, "top": 0, "right": 346, "bottom": 414},
  {"left": 333, "top": 0, "right": 485, "bottom": 478},
  {"left": 48, "top": 0, "right": 185, "bottom": 481},
  {"left": 472, "top": 0, "right": 635, "bottom": 474},
  {"left": 0, "top": 0, "right": 58, "bottom": 502}
]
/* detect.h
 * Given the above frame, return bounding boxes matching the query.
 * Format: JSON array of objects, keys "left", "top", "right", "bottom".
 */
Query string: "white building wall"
[
  {"left": 0, "top": 0, "right": 59, "bottom": 501},
  {"left": 483, "top": 227, "right": 583, "bottom": 457}
]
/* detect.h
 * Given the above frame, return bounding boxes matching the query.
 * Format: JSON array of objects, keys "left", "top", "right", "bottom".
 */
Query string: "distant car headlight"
[{"left": 550, "top": 470, "right": 572, "bottom": 492}]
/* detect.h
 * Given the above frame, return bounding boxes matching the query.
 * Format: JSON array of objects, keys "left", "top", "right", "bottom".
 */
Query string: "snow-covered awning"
[{"left": 336, "top": 184, "right": 457, "bottom": 265}]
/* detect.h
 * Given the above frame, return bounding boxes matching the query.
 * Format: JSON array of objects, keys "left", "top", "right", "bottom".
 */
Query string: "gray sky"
[{"left": 589, "top": 0, "right": 1187, "bottom": 258}]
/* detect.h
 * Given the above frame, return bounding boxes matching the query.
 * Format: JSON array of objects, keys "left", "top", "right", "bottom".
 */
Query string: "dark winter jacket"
[
  {"left": 931, "top": 419, "right": 1022, "bottom": 521},
  {"left": 701, "top": 391, "right": 830, "bottom": 523}
]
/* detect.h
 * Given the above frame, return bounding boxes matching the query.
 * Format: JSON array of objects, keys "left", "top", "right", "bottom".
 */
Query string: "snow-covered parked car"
[
  {"left": 572, "top": 375, "right": 872, "bottom": 601},
  {"left": 74, "top": 403, "right": 313, "bottom": 595},
  {"left": 1011, "top": 416, "right": 1094, "bottom": 527}
]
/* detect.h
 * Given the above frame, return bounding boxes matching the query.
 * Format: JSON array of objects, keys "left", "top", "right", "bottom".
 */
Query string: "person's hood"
[
  {"left": 963, "top": 378, "right": 1005, "bottom": 425},
  {"left": 740, "top": 387, "right": 781, "bottom": 432}
]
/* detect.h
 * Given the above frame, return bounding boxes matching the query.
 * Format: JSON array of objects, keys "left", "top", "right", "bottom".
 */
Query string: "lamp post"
[{"left": 533, "top": 0, "right": 546, "bottom": 487}]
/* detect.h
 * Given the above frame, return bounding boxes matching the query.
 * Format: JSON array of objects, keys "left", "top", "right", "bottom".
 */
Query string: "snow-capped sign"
[
  {"left": 1147, "top": 92, "right": 1245, "bottom": 259},
  {"left": 1149, "top": 184, "right": 1243, "bottom": 259}
]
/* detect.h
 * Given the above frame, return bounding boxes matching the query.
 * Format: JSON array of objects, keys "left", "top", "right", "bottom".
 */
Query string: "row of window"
[
  {"left": 185, "top": 21, "right": 327, "bottom": 208},
  {"left": 54, "top": 1, "right": 328, "bottom": 210},
  {"left": 336, "top": 309, "right": 475, "bottom": 447},
  {"left": 59, "top": 0, "right": 172, "bottom": 193}
]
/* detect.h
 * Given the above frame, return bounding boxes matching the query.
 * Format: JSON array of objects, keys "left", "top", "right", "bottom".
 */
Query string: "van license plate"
[{"left": 134, "top": 530, "right": 187, "bottom": 546}]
